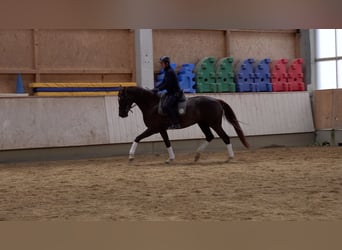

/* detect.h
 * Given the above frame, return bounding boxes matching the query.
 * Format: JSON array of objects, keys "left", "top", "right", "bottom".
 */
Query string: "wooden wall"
[
  {"left": 0, "top": 29, "right": 135, "bottom": 93},
  {"left": 314, "top": 89, "right": 342, "bottom": 129},
  {"left": 0, "top": 92, "right": 314, "bottom": 150},
  {"left": 0, "top": 29, "right": 298, "bottom": 92},
  {"left": 152, "top": 29, "right": 227, "bottom": 70},
  {"left": 152, "top": 29, "right": 298, "bottom": 71},
  {"left": 229, "top": 30, "right": 297, "bottom": 62}
]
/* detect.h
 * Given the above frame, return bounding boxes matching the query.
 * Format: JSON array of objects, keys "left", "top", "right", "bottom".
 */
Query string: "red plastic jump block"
[
  {"left": 288, "top": 58, "right": 304, "bottom": 75},
  {"left": 271, "top": 59, "right": 289, "bottom": 92},
  {"left": 288, "top": 81, "right": 305, "bottom": 91},
  {"left": 287, "top": 58, "right": 305, "bottom": 91}
]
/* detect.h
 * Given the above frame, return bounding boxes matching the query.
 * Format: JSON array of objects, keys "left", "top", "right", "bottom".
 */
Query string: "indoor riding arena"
[{"left": 0, "top": 29, "right": 341, "bottom": 221}]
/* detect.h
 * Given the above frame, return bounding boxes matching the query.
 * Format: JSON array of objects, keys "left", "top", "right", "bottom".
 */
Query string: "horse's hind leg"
[
  {"left": 160, "top": 130, "right": 175, "bottom": 164},
  {"left": 195, "top": 122, "right": 214, "bottom": 162},
  {"left": 211, "top": 125, "right": 234, "bottom": 161}
]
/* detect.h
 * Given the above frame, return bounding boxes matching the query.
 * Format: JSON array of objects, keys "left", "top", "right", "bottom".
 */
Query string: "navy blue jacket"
[{"left": 156, "top": 66, "right": 181, "bottom": 95}]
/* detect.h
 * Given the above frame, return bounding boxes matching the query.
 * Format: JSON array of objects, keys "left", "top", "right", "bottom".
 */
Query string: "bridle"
[
  {"left": 128, "top": 103, "right": 137, "bottom": 113},
  {"left": 119, "top": 88, "right": 136, "bottom": 115}
]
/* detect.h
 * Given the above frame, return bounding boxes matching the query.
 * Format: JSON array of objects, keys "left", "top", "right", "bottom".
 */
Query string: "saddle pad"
[{"left": 158, "top": 94, "right": 187, "bottom": 116}]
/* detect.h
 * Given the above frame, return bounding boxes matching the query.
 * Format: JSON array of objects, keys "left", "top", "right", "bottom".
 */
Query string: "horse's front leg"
[
  {"left": 160, "top": 130, "right": 175, "bottom": 164},
  {"left": 129, "top": 128, "right": 157, "bottom": 161}
]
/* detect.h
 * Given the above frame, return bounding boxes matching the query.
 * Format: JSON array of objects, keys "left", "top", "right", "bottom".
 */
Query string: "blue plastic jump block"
[
  {"left": 159, "top": 63, "right": 177, "bottom": 73},
  {"left": 179, "top": 81, "right": 196, "bottom": 93},
  {"left": 178, "top": 69, "right": 193, "bottom": 75},
  {"left": 157, "top": 73, "right": 165, "bottom": 81},
  {"left": 178, "top": 72, "right": 195, "bottom": 80},
  {"left": 181, "top": 63, "right": 195, "bottom": 71},
  {"left": 254, "top": 73, "right": 272, "bottom": 92},
  {"left": 255, "top": 82, "right": 273, "bottom": 92},
  {"left": 254, "top": 58, "right": 272, "bottom": 92},
  {"left": 178, "top": 75, "right": 196, "bottom": 93},
  {"left": 236, "top": 82, "right": 258, "bottom": 92},
  {"left": 254, "top": 59, "right": 271, "bottom": 79},
  {"left": 237, "top": 58, "right": 254, "bottom": 75},
  {"left": 255, "top": 59, "right": 271, "bottom": 75}
]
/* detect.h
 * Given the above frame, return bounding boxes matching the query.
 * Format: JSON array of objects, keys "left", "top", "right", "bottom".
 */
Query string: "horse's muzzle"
[{"left": 119, "top": 112, "right": 128, "bottom": 118}]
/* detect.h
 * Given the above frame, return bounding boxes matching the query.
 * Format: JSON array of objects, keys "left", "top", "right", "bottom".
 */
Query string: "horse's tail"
[{"left": 219, "top": 100, "right": 250, "bottom": 148}]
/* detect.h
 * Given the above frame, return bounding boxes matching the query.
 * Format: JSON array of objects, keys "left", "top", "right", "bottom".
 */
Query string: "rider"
[{"left": 154, "top": 56, "right": 182, "bottom": 129}]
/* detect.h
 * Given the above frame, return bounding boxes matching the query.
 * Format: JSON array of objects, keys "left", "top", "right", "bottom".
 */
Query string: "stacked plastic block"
[
  {"left": 236, "top": 58, "right": 257, "bottom": 92},
  {"left": 216, "top": 57, "right": 235, "bottom": 92},
  {"left": 254, "top": 58, "right": 272, "bottom": 92},
  {"left": 271, "top": 59, "right": 290, "bottom": 91},
  {"left": 178, "top": 64, "right": 196, "bottom": 93},
  {"left": 154, "top": 57, "right": 305, "bottom": 94},
  {"left": 270, "top": 58, "right": 305, "bottom": 92},
  {"left": 194, "top": 57, "right": 216, "bottom": 93},
  {"left": 287, "top": 58, "right": 305, "bottom": 91}
]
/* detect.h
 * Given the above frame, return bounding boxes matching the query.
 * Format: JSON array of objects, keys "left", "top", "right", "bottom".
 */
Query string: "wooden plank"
[
  {"left": 0, "top": 30, "right": 34, "bottom": 69},
  {"left": 153, "top": 29, "right": 226, "bottom": 71},
  {"left": 0, "top": 97, "right": 110, "bottom": 150},
  {"left": 128, "top": 30, "right": 136, "bottom": 82},
  {"left": 38, "top": 30, "right": 132, "bottom": 71},
  {"left": 228, "top": 29, "right": 297, "bottom": 33},
  {"left": 0, "top": 68, "right": 37, "bottom": 74},
  {"left": 294, "top": 29, "right": 301, "bottom": 58},
  {"left": 33, "top": 29, "right": 41, "bottom": 82},
  {"left": 230, "top": 31, "right": 296, "bottom": 62},
  {"left": 38, "top": 68, "right": 132, "bottom": 74},
  {"left": 333, "top": 89, "right": 342, "bottom": 129},
  {"left": 0, "top": 74, "right": 35, "bottom": 93},
  {"left": 0, "top": 68, "right": 132, "bottom": 74},
  {"left": 225, "top": 30, "right": 231, "bottom": 56},
  {"left": 0, "top": 92, "right": 315, "bottom": 150},
  {"left": 313, "top": 90, "right": 333, "bottom": 129}
]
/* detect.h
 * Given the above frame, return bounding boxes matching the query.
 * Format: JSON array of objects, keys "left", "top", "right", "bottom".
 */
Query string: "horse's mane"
[{"left": 126, "top": 86, "right": 160, "bottom": 104}]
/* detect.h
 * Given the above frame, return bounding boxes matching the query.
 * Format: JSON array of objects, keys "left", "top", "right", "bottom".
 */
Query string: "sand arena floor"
[{"left": 0, "top": 146, "right": 341, "bottom": 221}]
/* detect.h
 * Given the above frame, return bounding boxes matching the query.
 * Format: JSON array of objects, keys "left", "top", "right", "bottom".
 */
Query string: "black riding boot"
[
  {"left": 163, "top": 94, "right": 181, "bottom": 129},
  {"left": 167, "top": 105, "right": 180, "bottom": 129}
]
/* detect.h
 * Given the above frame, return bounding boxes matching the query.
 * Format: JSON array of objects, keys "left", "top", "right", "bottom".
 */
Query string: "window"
[{"left": 315, "top": 29, "right": 342, "bottom": 89}]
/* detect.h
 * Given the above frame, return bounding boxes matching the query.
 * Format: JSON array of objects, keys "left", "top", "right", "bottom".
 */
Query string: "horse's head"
[{"left": 118, "top": 87, "right": 134, "bottom": 118}]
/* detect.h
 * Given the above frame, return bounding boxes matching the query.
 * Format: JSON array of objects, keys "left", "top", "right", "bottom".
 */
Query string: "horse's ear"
[{"left": 118, "top": 86, "right": 125, "bottom": 96}]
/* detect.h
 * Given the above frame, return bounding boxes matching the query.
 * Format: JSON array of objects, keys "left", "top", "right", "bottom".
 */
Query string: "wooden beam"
[
  {"left": 228, "top": 29, "right": 297, "bottom": 33},
  {"left": 33, "top": 29, "right": 41, "bottom": 82},
  {"left": 225, "top": 30, "right": 231, "bottom": 56},
  {"left": 295, "top": 29, "right": 301, "bottom": 58},
  {"left": 129, "top": 30, "right": 136, "bottom": 82}
]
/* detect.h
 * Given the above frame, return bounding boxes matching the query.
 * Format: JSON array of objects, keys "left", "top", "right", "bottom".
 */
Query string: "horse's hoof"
[
  {"left": 128, "top": 156, "right": 135, "bottom": 163},
  {"left": 194, "top": 153, "right": 200, "bottom": 162},
  {"left": 165, "top": 158, "right": 174, "bottom": 164},
  {"left": 225, "top": 157, "right": 234, "bottom": 163}
]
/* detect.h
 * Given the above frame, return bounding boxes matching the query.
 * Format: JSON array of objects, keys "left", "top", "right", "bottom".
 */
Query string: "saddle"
[{"left": 158, "top": 91, "right": 187, "bottom": 116}]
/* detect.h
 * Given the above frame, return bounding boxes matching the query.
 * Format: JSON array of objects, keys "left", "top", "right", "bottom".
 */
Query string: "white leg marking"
[
  {"left": 167, "top": 146, "right": 175, "bottom": 160},
  {"left": 195, "top": 140, "right": 210, "bottom": 162},
  {"left": 196, "top": 140, "right": 210, "bottom": 152},
  {"left": 227, "top": 143, "right": 234, "bottom": 158},
  {"left": 129, "top": 141, "right": 138, "bottom": 160}
]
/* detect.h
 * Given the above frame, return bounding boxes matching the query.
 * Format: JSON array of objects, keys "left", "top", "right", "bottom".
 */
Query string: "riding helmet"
[{"left": 160, "top": 56, "right": 170, "bottom": 64}]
